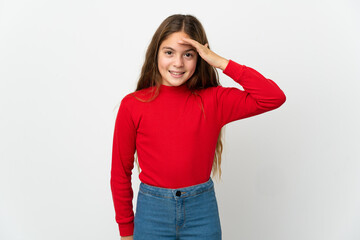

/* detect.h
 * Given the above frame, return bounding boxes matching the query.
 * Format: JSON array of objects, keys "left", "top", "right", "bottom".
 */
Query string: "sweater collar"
[{"left": 159, "top": 83, "right": 189, "bottom": 94}]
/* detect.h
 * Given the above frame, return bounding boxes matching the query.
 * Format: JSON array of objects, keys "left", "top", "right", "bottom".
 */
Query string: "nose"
[{"left": 173, "top": 55, "right": 184, "bottom": 68}]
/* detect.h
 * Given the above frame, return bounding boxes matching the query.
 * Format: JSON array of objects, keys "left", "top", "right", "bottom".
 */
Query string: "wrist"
[{"left": 218, "top": 58, "right": 229, "bottom": 71}]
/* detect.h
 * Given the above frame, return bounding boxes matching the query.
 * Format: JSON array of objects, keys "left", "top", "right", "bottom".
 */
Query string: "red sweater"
[{"left": 110, "top": 60, "right": 286, "bottom": 236}]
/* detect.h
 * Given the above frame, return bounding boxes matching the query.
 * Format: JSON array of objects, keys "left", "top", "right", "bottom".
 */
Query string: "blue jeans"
[{"left": 133, "top": 177, "right": 222, "bottom": 240}]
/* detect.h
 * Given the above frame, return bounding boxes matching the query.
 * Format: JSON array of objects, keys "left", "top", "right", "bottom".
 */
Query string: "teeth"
[{"left": 170, "top": 71, "right": 184, "bottom": 75}]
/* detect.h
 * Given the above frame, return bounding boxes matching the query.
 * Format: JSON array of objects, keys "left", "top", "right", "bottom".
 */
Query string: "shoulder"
[
  {"left": 195, "top": 85, "right": 244, "bottom": 106},
  {"left": 194, "top": 86, "right": 218, "bottom": 95},
  {"left": 194, "top": 85, "right": 229, "bottom": 98},
  {"left": 191, "top": 86, "right": 222, "bottom": 107},
  {"left": 121, "top": 87, "right": 150, "bottom": 102},
  {"left": 120, "top": 93, "right": 135, "bottom": 109},
  {"left": 120, "top": 86, "right": 155, "bottom": 110}
]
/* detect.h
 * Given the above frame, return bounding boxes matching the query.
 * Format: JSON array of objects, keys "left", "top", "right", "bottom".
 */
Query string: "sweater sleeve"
[
  {"left": 110, "top": 96, "right": 136, "bottom": 237},
  {"left": 215, "top": 59, "right": 286, "bottom": 127}
]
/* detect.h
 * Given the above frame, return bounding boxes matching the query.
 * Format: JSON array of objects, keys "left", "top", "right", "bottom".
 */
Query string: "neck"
[{"left": 160, "top": 83, "right": 189, "bottom": 93}]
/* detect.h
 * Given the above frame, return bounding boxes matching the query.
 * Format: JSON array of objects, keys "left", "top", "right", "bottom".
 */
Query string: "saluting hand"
[{"left": 178, "top": 37, "right": 229, "bottom": 71}]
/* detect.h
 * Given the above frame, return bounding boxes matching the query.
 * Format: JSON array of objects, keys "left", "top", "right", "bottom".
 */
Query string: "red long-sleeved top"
[{"left": 110, "top": 60, "right": 286, "bottom": 236}]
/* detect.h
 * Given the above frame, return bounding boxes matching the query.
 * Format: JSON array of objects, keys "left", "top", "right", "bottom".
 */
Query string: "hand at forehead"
[{"left": 178, "top": 37, "right": 209, "bottom": 50}]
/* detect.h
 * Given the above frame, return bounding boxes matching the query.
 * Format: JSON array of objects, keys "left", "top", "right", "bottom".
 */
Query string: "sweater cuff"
[
  {"left": 222, "top": 59, "right": 246, "bottom": 81},
  {"left": 119, "top": 222, "right": 134, "bottom": 237}
]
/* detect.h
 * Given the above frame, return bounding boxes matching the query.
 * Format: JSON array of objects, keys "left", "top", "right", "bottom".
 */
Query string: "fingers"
[
  {"left": 178, "top": 37, "right": 197, "bottom": 45},
  {"left": 179, "top": 38, "right": 212, "bottom": 60},
  {"left": 177, "top": 37, "right": 226, "bottom": 70},
  {"left": 178, "top": 37, "right": 218, "bottom": 67},
  {"left": 178, "top": 37, "right": 205, "bottom": 50}
]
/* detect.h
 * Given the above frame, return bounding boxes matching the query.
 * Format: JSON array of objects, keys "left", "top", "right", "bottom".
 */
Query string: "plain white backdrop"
[{"left": 1, "top": 0, "right": 359, "bottom": 239}]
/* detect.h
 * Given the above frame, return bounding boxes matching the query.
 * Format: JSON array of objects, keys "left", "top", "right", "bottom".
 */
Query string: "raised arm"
[
  {"left": 178, "top": 37, "right": 286, "bottom": 127},
  {"left": 215, "top": 60, "right": 286, "bottom": 126}
]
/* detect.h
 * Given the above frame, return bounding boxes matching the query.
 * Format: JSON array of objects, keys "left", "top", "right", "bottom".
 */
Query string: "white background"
[{"left": 1, "top": 0, "right": 359, "bottom": 239}]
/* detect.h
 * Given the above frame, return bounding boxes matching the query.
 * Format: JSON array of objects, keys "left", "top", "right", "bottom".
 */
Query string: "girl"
[{"left": 111, "top": 14, "right": 286, "bottom": 240}]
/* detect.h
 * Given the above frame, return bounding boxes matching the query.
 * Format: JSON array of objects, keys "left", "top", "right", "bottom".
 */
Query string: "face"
[{"left": 157, "top": 31, "right": 198, "bottom": 86}]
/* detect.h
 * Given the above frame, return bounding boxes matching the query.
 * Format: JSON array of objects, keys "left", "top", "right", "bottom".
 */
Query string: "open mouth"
[{"left": 169, "top": 70, "right": 185, "bottom": 77}]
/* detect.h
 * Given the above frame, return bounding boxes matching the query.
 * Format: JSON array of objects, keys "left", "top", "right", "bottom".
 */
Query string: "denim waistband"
[{"left": 139, "top": 177, "right": 214, "bottom": 199}]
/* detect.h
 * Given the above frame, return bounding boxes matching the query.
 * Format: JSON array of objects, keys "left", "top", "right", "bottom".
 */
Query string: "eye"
[
  {"left": 165, "top": 51, "right": 173, "bottom": 55},
  {"left": 184, "top": 53, "right": 193, "bottom": 58}
]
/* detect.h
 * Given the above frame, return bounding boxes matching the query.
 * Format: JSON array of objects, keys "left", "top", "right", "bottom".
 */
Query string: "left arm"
[{"left": 179, "top": 37, "right": 286, "bottom": 126}]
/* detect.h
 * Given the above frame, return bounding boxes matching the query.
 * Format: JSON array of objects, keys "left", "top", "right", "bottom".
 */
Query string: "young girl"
[{"left": 111, "top": 14, "right": 286, "bottom": 240}]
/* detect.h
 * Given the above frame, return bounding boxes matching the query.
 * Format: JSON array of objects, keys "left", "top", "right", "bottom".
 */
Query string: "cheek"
[
  {"left": 158, "top": 56, "right": 170, "bottom": 71},
  {"left": 187, "top": 60, "right": 197, "bottom": 73}
]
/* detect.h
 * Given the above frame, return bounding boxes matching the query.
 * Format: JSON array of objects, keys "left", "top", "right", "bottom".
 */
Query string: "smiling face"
[{"left": 157, "top": 31, "right": 198, "bottom": 86}]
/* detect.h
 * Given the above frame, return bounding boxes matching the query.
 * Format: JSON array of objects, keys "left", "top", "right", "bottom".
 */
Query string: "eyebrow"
[{"left": 161, "top": 46, "right": 196, "bottom": 52}]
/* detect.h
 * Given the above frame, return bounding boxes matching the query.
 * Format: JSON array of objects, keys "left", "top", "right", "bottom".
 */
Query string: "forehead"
[{"left": 160, "top": 32, "right": 193, "bottom": 50}]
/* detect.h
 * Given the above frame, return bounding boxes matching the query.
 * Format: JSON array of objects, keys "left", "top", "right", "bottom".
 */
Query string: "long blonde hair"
[{"left": 118, "top": 14, "right": 225, "bottom": 181}]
